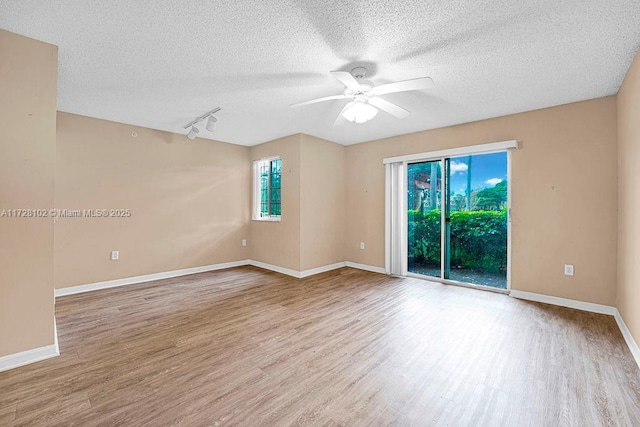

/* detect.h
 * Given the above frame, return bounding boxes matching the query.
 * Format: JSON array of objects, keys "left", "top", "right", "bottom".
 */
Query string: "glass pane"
[
  {"left": 259, "top": 160, "right": 269, "bottom": 217},
  {"left": 269, "top": 159, "right": 282, "bottom": 216},
  {"left": 407, "top": 160, "right": 442, "bottom": 277},
  {"left": 447, "top": 152, "right": 508, "bottom": 288}
]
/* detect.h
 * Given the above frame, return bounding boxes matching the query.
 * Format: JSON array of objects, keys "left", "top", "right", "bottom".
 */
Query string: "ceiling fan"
[{"left": 290, "top": 67, "right": 434, "bottom": 125}]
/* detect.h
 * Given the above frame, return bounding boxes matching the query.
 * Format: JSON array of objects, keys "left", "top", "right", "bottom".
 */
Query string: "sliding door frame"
[{"left": 385, "top": 140, "right": 517, "bottom": 293}]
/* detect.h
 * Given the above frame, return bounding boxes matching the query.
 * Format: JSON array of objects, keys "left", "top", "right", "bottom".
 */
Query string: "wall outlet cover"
[
  {"left": 111, "top": 250, "right": 119, "bottom": 261},
  {"left": 564, "top": 264, "right": 574, "bottom": 276}
]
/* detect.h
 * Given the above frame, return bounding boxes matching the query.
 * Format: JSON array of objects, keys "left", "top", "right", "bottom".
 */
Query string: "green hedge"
[{"left": 408, "top": 209, "right": 507, "bottom": 273}]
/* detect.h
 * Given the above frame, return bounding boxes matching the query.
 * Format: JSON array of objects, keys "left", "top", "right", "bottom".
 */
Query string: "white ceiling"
[{"left": 1, "top": 0, "right": 639, "bottom": 146}]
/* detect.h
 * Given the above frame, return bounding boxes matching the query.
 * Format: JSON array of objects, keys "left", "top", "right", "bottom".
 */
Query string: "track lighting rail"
[{"left": 183, "top": 107, "right": 221, "bottom": 129}]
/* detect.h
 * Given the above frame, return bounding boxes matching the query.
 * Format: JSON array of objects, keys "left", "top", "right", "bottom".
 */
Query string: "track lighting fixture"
[
  {"left": 187, "top": 126, "right": 199, "bottom": 140},
  {"left": 206, "top": 115, "right": 217, "bottom": 132},
  {"left": 182, "top": 107, "right": 221, "bottom": 140}
]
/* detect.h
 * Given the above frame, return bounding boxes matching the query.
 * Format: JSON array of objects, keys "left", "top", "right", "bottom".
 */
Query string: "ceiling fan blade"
[
  {"left": 368, "top": 97, "right": 410, "bottom": 119},
  {"left": 370, "top": 77, "right": 434, "bottom": 96},
  {"left": 330, "top": 71, "right": 361, "bottom": 91},
  {"left": 333, "top": 102, "right": 354, "bottom": 126},
  {"left": 290, "top": 94, "right": 348, "bottom": 108}
]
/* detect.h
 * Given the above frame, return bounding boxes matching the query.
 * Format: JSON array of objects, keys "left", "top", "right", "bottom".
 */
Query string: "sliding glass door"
[
  {"left": 407, "top": 152, "right": 509, "bottom": 289},
  {"left": 407, "top": 160, "right": 442, "bottom": 277}
]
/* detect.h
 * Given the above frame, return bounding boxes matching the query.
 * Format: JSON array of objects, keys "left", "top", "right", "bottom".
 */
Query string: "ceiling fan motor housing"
[
  {"left": 345, "top": 81, "right": 374, "bottom": 96},
  {"left": 351, "top": 66, "right": 368, "bottom": 79}
]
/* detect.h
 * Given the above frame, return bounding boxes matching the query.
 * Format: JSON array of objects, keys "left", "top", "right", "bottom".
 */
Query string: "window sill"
[{"left": 252, "top": 216, "right": 281, "bottom": 222}]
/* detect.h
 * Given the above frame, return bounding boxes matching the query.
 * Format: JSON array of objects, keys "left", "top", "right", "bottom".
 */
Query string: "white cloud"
[
  {"left": 485, "top": 178, "right": 503, "bottom": 186},
  {"left": 450, "top": 161, "right": 468, "bottom": 175}
]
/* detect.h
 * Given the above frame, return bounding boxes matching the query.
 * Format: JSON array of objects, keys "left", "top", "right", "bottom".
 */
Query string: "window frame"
[{"left": 252, "top": 156, "right": 282, "bottom": 222}]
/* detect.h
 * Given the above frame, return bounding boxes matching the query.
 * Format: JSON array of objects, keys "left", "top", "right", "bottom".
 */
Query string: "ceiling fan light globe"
[{"left": 343, "top": 101, "right": 378, "bottom": 124}]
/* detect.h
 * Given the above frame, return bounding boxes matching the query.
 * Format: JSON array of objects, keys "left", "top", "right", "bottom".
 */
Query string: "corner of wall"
[
  {"left": 0, "top": 29, "right": 57, "bottom": 359},
  {"left": 299, "top": 135, "right": 347, "bottom": 271},
  {"left": 616, "top": 46, "right": 640, "bottom": 350}
]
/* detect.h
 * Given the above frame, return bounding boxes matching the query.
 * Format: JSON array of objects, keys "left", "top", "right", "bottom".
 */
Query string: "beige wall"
[
  {"left": 250, "top": 134, "right": 302, "bottom": 271},
  {"left": 55, "top": 112, "right": 251, "bottom": 288},
  {"left": 300, "top": 135, "right": 346, "bottom": 271},
  {"left": 345, "top": 97, "right": 618, "bottom": 306},
  {"left": 617, "top": 49, "right": 640, "bottom": 346},
  {"left": 52, "top": 97, "right": 621, "bottom": 308},
  {"left": 0, "top": 30, "right": 57, "bottom": 357}
]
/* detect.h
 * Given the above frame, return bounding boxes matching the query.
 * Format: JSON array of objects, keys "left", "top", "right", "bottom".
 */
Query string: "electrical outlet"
[
  {"left": 111, "top": 250, "right": 119, "bottom": 261},
  {"left": 564, "top": 264, "right": 574, "bottom": 276},
  {"left": 360, "top": 242, "right": 365, "bottom": 250},
  {"left": 242, "top": 239, "right": 247, "bottom": 247}
]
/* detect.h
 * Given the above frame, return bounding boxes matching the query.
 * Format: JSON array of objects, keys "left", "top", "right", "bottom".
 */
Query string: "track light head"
[
  {"left": 187, "top": 126, "right": 199, "bottom": 140},
  {"left": 206, "top": 115, "right": 218, "bottom": 132},
  {"left": 183, "top": 107, "right": 220, "bottom": 139}
]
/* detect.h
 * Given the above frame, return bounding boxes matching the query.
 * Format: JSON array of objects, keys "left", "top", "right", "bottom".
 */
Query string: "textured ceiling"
[{"left": 1, "top": 0, "right": 639, "bottom": 146}]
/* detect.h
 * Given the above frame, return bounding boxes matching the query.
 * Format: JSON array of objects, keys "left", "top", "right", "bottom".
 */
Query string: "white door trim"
[{"left": 383, "top": 140, "right": 519, "bottom": 164}]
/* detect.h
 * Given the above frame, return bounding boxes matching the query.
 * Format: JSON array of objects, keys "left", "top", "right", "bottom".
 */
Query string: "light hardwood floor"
[{"left": 1, "top": 267, "right": 639, "bottom": 426}]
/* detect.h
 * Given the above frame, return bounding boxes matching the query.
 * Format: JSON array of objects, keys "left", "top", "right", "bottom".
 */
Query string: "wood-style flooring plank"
[{"left": 0, "top": 266, "right": 639, "bottom": 426}]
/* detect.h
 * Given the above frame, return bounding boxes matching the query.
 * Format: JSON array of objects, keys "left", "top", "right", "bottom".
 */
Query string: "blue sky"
[{"left": 449, "top": 152, "right": 507, "bottom": 196}]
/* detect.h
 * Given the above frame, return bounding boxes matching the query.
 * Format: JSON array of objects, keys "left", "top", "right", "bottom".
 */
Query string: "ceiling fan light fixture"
[
  {"left": 290, "top": 69, "right": 433, "bottom": 125},
  {"left": 206, "top": 115, "right": 218, "bottom": 132},
  {"left": 342, "top": 100, "right": 378, "bottom": 124},
  {"left": 187, "top": 125, "right": 199, "bottom": 140}
]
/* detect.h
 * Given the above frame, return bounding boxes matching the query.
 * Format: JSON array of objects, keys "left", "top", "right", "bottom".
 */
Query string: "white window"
[{"left": 253, "top": 157, "right": 282, "bottom": 221}]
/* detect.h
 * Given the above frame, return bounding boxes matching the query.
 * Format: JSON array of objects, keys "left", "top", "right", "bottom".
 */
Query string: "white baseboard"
[
  {"left": 0, "top": 317, "right": 59, "bottom": 373},
  {"left": 250, "top": 260, "right": 386, "bottom": 278},
  {"left": 248, "top": 260, "right": 302, "bottom": 278},
  {"left": 300, "top": 262, "right": 346, "bottom": 278},
  {"left": 53, "top": 316, "right": 58, "bottom": 355},
  {"left": 250, "top": 260, "right": 345, "bottom": 278},
  {"left": 509, "top": 290, "right": 617, "bottom": 315},
  {"left": 55, "top": 259, "right": 390, "bottom": 299},
  {"left": 344, "top": 261, "right": 386, "bottom": 274},
  {"left": 614, "top": 309, "right": 640, "bottom": 369},
  {"left": 55, "top": 260, "right": 250, "bottom": 297}
]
